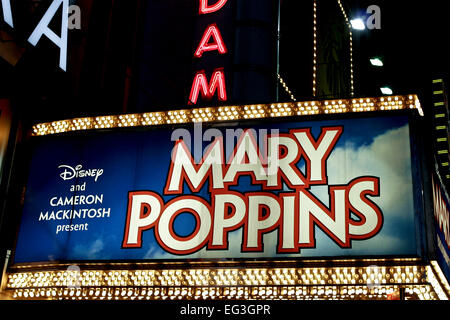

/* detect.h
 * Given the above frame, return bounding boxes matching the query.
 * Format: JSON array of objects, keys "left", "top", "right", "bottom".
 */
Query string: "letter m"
[
  {"left": 189, "top": 68, "right": 227, "bottom": 105},
  {"left": 165, "top": 138, "right": 224, "bottom": 193}
]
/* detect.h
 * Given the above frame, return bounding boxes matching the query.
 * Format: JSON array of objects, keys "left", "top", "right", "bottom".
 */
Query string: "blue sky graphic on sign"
[{"left": 13, "top": 115, "right": 419, "bottom": 263}]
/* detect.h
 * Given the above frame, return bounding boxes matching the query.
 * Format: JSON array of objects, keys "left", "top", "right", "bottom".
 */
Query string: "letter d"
[{"left": 199, "top": 0, "right": 228, "bottom": 14}]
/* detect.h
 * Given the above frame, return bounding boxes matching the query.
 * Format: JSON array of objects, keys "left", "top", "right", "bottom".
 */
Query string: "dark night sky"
[
  {"left": 345, "top": 0, "right": 449, "bottom": 97},
  {"left": 0, "top": 0, "right": 448, "bottom": 120}
]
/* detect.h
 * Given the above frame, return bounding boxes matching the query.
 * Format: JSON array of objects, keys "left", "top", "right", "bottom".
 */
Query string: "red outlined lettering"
[
  {"left": 155, "top": 196, "right": 213, "bottom": 255},
  {"left": 347, "top": 177, "right": 383, "bottom": 240},
  {"left": 264, "top": 133, "right": 309, "bottom": 190},
  {"left": 194, "top": 23, "right": 227, "bottom": 58},
  {"left": 188, "top": 68, "right": 227, "bottom": 105},
  {"left": 199, "top": 0, "right": 228, "bottom": 14},
  {"left": 208, "top": 191, "right": 247, "bottom": 250},
  {"left": 298, "top": 186, "right": 350, "bottom": 248},
  {"left": 242, "top": 193, "right": 281, "bottom": 252},
  {"left": 277, "top": 193, "right": 300, "bottom": 253},
  {"left": 164, "top": 137, "right": 225, "bottom": 194},
  {"left": 122, "top": 183, "right": 384, "bottom": 255},
  {"left": 292, "top": 126, "right": 343, "bottom": 185},
  {"left": 122, "top": 191, "right": 164, "bottom": 248},
  {"left": 223, "top": 129, "right": 270, "bottom": 189}
]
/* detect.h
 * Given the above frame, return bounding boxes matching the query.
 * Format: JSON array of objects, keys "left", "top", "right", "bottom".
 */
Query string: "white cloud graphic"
[{"left": 73, "top": 238, "right": 106, "bottom": 259}]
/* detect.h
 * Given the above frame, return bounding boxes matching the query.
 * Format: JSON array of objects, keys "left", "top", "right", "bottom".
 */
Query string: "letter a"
[
  {"left": 1, "top": 0, "right": 13, "bottom": 27},
  {"left": 199, "top": 0, "right": 228, "bottom": 14},
  {"left": 194, "top": 24, "right": 227, "bottom": 58},
  {"left": 189, "top": 69, "right": 227, "bottom": 105},
  {"left": 28, "top": 0, "right": 69, "bottom": 71},
  {"left": 366, "top": 5, "right": 381, "bottom": 30}
]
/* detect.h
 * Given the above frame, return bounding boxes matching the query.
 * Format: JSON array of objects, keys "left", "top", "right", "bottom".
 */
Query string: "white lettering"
[
  {"left": 123, "top": 193, "right": 161, "bottom": 247},
  {"left": 245, "top": 195, "right": 280, "bottom": 250},
  {"left": 211, "top": 193, "right": 246, "bottom": 248},
  {"left": 298, "top": 188, "right": 347, "bottom": 246},
  {"left": 58, "top": 164, "right": 104, "bottom": 182},
  {"left": 293, "top": 128, "right": 341, "bottom": 183},
  {"left": 167, "top": 139, "right": 224, "bottom": 192},
  {"left": 158, "top": 198, "right": 211, "bottom": 254},
  {"left": 28, "top": 0, "right": 69, "bottom": 71},
  {"left": 1, "top": 0, "right": 13, "bottom": 27}
]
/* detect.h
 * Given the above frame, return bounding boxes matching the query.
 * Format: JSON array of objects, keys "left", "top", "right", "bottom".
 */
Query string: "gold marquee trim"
[
  {"left": 3, "top": 259, "right": 449, "bottom": 301},
  {"left": 32, "top": 95, "right": 423, "bottom": 136}
]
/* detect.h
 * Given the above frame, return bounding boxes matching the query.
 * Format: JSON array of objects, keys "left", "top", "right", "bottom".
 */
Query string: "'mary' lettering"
[{"left": 165, "top": 127, "right": 342, "bottom": 193}]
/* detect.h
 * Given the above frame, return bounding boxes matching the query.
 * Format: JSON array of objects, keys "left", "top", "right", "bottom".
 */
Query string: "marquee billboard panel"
[
  {"left": 13, "top": 114, "right": 421, "bottom": 263},
  {"left": 432, "top": 173, "right": 450, "bottom": 283}
]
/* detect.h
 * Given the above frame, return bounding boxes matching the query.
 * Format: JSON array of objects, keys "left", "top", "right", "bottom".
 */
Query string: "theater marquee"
[{"left": 13, "top": 99, "right": 424, "bottom": 264}]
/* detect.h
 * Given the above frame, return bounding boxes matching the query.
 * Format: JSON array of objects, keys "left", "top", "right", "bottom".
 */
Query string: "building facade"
[{"left": 0, "top": 0, "right": 448, "bottom": 301}]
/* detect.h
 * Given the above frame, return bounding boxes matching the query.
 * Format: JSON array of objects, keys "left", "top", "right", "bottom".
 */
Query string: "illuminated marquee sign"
[
  {"left": 13, "top": 112, "right": 420, "bottom": 263},
  {"left": 189, "top": 0, "right": 229, "bottom": 105}
]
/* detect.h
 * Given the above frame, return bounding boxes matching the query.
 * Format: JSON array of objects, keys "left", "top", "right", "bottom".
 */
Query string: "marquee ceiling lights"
[
  {"left": 277, "top": 74, "right": 296, "bottom": 101},
  {"left": 312, "top": 0, "right": 317, "bottom": 97},
  {"left": 337, "top": 0, "right": 355, "bottom": 97},
  {"left": 7, "top": 284, "right": 436, "bottom": 301},
  {"left": 31, "top": 95, "right": 423, "bottom": 137},
  {"left": 4, "top": 263, "right": 448, "bottom": 300}
]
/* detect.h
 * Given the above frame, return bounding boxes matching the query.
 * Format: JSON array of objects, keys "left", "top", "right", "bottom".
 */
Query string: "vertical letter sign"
[{"left": 189, "top": 0, "right": 229, "bottom": 105}]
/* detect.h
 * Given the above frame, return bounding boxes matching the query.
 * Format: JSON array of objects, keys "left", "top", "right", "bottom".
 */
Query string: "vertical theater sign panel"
[
  {"left": 432, "top": 173, "right": 450, "bottom": 283},
  {"left": 13, "top": 113, "right": 422, "bottom": 264}
]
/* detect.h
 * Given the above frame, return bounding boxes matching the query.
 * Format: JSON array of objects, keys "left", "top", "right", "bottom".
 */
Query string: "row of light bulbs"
[
  {"left": 6, "top": 262, "right": 449, "bottom": 300},
  {"left": 7, "top": 266, "right": 428, "bottom": 289},
  {"left": 8, "top": 284, "right": 437, "bottom": 301},
  {"left": 32, "top": 95, "right": 422, "bottom": 136},
  {"left": 312, "top": 0, "right": 318, "bottom": 97},
  {"left": 277, "top": 74, "right": 296, "bottom": 102},
  {"left": 336, "top": 0, "right": 355, "bottom": 97}
]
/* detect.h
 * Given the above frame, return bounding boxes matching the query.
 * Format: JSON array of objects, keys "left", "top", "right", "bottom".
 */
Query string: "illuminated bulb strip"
[
  {"left": 270, "top": 103, "right": 295, "bottom": 118},
  {"left": 348, "top": 29, "right": 354, "bottom": 97},
  {"left": 296, "top": 101, "right": 320, "bottom": 116},
  {"left": 277, "top": 74, "right": 296, "bottom": 102},
  {"left": 313, "top": 0, "right": 318, "bottom": 97},
  {"left": 4, "top": 264, "right": 443, "bottom": 300},
  {"left": 7, "top": 284, "right": 436, "bottom": 301},
  {"left": 337, "top": 0, "right": 355, "bottom": 97},
  {"left": 324, "top": 100, "right": 348, "bottom": 114},
  {"left": 217, "top": 106, "right": 240, "bottom": 121},
  {"left": 428, "top": 261, "right": 450, "bottom": 300},
  {"left": 31, "top": 95, "right": 423, "bottom": 136},
  {"left": 243, "top": 105, "right": 266, "bottom": 119}
]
